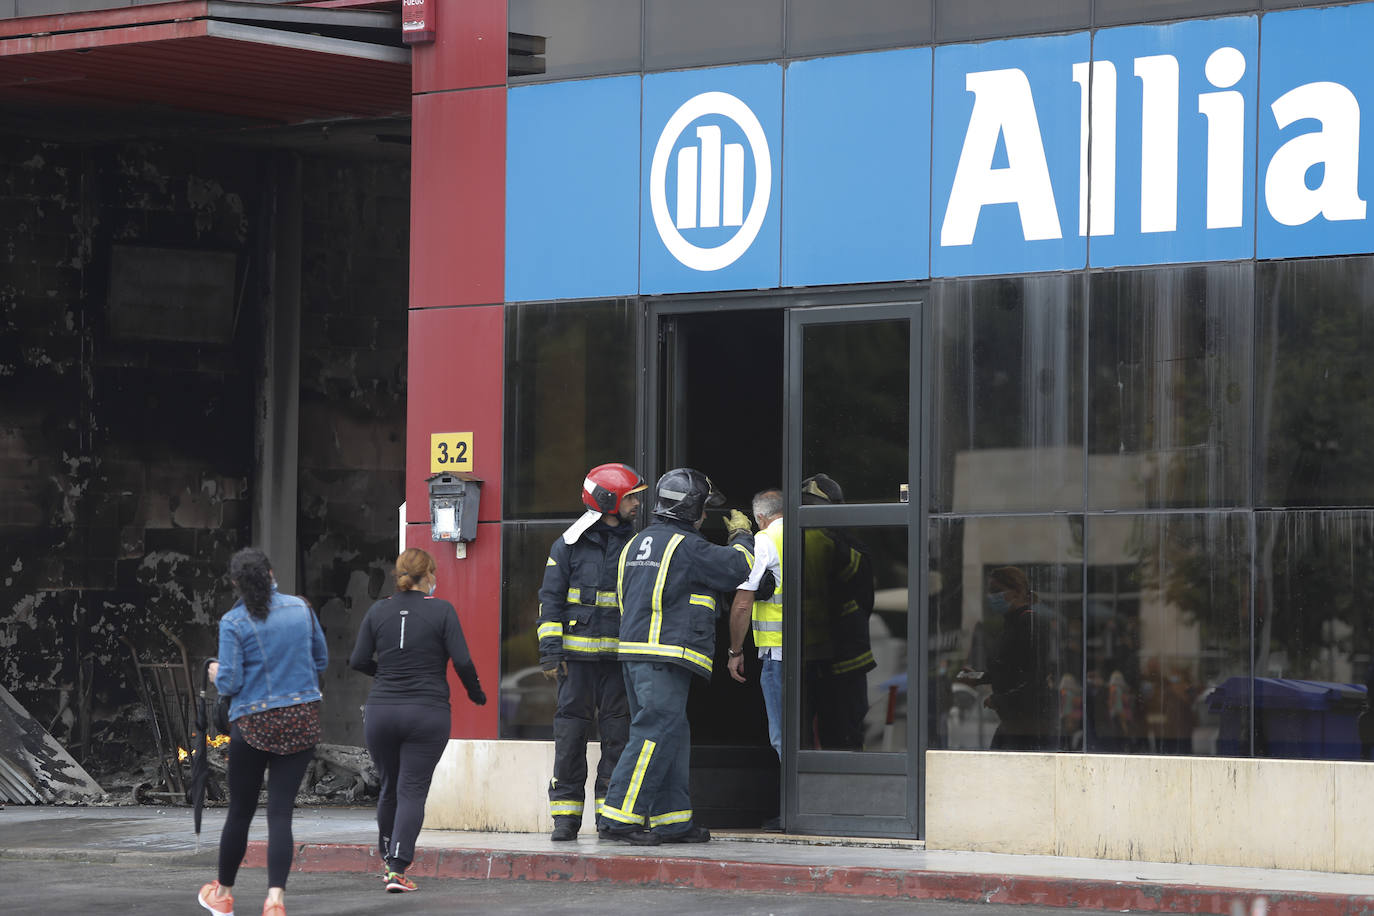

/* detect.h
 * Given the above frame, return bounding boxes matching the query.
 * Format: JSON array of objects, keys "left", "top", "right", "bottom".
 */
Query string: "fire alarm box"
[
  {"left": 428, "top": 472, "right": 481, "bottom": 543},
  {"left": 401, "top": 0, "right": 436, "bottom": 44}
]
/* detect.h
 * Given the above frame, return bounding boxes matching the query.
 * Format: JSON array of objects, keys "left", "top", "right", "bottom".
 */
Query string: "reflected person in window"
[{"left": 956, "top": 566, "right": 1060, "bottom": 751}]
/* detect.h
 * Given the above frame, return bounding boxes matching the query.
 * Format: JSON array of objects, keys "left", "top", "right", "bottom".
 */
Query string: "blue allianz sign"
[{"left": 504, "top": 3, "right": 1374, "bottom": 301}]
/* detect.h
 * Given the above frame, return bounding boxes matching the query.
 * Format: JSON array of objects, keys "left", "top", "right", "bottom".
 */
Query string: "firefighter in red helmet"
[{"left": 536, "top": 463, "right": 647, "bottom": 841}]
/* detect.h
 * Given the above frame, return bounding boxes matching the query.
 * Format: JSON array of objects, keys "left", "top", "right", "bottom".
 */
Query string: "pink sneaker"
[
  {"left": 262, "top": 901, "right": 286, "bottom": 916},
  {"left": 197, "top": 880, "right": 234, "bottom": 916}
]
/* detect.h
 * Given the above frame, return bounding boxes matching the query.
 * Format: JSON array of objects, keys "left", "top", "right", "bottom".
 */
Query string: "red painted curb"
[{"left": 244, "top": 841, "right": 1374, "bottom": 916}]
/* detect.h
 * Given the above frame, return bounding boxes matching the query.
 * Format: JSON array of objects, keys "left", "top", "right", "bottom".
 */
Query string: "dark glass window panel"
[
  {"left": 930, "top": 275, "right": 1083, "bottom": 513},
  {"left": 1257, "top": 257, "right": 1374, "bottom": 508},
  {"left": 1254, "top": 510, "right": 1374, "bottom": 760},
  {"left": 928, "top": 516, "right": 1079, "bottom": 752},
  {"left": 499, "top": 521, "right": 565, "bottom": 740},
  {"left": 1087, "top": 264, "right": 1253, "bottom": 511},
  {"left": 504, "top": 299, "right": 637, "bottom": 519},
  {"left": 797, "top": 525, "right": 908, "bottom": 753},
  {"left": 934, "top": 0, "right": 1090, "bottom": 43},
  {"left": 1083, "top": 513, "right": 1251, "bottom": 757},
  {"left": 645, "top": 0, "right": 783, "bottom": 70},
  {"left": 509, "top": 0, "right": 641, "bottom": 81},
  {"left": 1093, "top": 0, "right": 1256, "bottom": 26},
  {"left": 785, "top": 0, "right": 932, "bottom": 57},
  {"left": 801, "top": 318, "right": 909, "bottom": 505}
]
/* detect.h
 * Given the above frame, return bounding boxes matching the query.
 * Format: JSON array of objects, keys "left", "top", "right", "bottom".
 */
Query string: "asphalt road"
[{"left": 0, "top": 859, "right": 1128, "bottom": 916}]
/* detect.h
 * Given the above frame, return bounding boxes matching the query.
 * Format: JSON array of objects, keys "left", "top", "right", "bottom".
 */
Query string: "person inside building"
[
  {"left": 599, "top": 468, "right": 755, "bottom": 845},
  {"left": 726, "top": 487, "right": 784, "bottom": 830},
  {"left": 349, "top": 547, "right": 486, "bottom": 893},
  {"left": 536, "top": 462, "right": 648, "bottom": 842},
  {"left": 198, "top": 548, "right": 328, "bottom": 916},
  {"left": 799, "top": 473, "right": 877, "bottom": 751},
  {"left": 956, "top": 565, "right": 1059, "bottom": 751}
]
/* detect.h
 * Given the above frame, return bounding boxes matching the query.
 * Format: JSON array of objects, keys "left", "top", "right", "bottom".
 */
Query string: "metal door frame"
[
  {"left": 783, "top": 299, "right": 925, "bottom": 838},
  {"left": 641, "top": 284, "right": 928, "bottom": 839}
]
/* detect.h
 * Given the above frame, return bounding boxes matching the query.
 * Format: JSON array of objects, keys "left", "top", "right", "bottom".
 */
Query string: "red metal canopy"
[{"left": 0, "top": 1, "right": 410, "bottom": 127}]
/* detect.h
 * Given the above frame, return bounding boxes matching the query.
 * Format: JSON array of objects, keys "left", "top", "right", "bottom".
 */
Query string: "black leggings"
[
  {"left": 364, "top": 703, "right": 450, "bottom": 874},
  {"left": 217, "top": 725, "right": 314, "bottom": 889}
]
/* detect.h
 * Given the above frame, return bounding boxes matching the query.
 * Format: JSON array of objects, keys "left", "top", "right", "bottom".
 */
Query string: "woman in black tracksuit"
[{"left": 349, "top": 547, "right": 486, "bottom": 892}]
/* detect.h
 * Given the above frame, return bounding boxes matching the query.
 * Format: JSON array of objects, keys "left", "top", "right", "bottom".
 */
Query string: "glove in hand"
[
  {"left": 541, "top": 660, "right": 568, "bottom": 680},
  {"left": 468, "top": 685, "right": 487, "bottom": 706},
  {"left": 723, "top": 509, "right": 752, "bottom": 540}
]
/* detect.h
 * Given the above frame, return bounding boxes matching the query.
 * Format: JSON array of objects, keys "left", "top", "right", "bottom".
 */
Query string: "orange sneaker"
[
  {"left": 197, "top": 880, "right": 234, "bottom": 916},
  {"left": 385, "top": 871, "right": 417, "bottom": 893},
  {"left": 262, "top": 901, "right": 286, "bottom": 916}
]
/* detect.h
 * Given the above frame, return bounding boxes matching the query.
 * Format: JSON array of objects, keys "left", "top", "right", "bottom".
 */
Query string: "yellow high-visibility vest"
[{"left": 752, "top": 524, "right": 783, "bottom": 649}]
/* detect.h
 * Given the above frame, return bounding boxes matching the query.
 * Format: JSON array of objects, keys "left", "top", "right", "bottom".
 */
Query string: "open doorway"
[{"left": 654, "top": 306, "right": 784, "bottom": 829}]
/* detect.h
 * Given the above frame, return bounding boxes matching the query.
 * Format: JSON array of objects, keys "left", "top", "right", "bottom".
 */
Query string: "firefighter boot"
[{"left": 550, "top": 815, "right": 580, "bottom": 841}]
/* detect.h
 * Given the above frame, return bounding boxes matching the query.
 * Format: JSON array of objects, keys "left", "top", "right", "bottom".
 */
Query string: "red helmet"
[{"left": 582, "top": 463, "right": 647, "bottom": 515}]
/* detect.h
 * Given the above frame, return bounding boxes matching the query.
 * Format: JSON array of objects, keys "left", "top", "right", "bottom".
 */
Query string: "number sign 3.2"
[{"left": 430, "top": 432, "right": 474, "bottom": 473}]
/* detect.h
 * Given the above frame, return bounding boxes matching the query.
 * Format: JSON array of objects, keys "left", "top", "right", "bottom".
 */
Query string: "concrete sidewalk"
[{"left": 2, "top": 805, "right": 1371, "bottom": 915}]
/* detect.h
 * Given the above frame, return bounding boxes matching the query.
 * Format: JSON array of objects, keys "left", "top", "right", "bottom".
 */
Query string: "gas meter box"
[{"left": 427, "top": 472, "right": 482, "bottom": 543}]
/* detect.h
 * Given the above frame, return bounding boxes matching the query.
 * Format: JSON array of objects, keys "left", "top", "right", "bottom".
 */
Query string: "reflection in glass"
[
  {"left": 499, "top": 522, "right": 566, "bottom": 739},
  {"left": 508, "top": 0, "right": 641, "bottom": 81},
  {"left": 785, "top": 0, "right": 931, "bottom": 57},
  {"left": 645, "top": 0, "right": 782, "bottom": 70},
  {"left": 1088, "top": 264, "right": 1253, "bottom": 510},
  {"left": 798, "top": 526, "right": 906, "bottom": 753},
  {"left": 930, "top": 275, "right": 1082, "bottom": 513},
  {"left": 1254, "top": 511, "right": 1374, "bottom": 759},
  {"left": 1258, "top": 257, "right": 1374, "bottom": 508},
  {"left": 801, "top": 320, "right": 908, "bottom": 504},
  {"left": 1084, "top": 514, "right": 1250, "bottom": 756},
  {"left": 928, "top": 517, "right": 1076, "bottom": 752},
  {"left": 504, "top": 300, "right": 637, "bottom": 519}
]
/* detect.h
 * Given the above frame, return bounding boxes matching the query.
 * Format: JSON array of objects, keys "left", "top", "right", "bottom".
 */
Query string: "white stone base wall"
[
  {"left": 926, "top": 750, "right": 1374, "bottom": 874},
  {"left": 424, "top": 739, "right": 601, "bottom": 833}
]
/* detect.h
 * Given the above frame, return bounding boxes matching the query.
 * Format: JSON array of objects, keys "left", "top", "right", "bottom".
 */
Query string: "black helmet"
[
  {"left": 801, "top": 473, "right": 844, "bottom": 505},
  {"left": 653, "top": 468, "right": 726, "bottom": 522}
]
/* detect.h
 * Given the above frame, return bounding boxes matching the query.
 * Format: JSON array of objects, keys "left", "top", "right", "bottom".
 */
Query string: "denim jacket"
[{"left": 216, "top": 587, "right": 328, "bottom": 721}]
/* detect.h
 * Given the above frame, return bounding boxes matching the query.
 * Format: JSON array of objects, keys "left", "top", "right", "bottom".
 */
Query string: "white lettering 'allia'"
[
  {"left": 1073, "top": 60, "right": 1116, "bottom": 237},
  {"left": 941, "top": 68, "right": 1062, "bottom": 247},
  {"left": 1135, "top": 54, "right": 1180, "bottom": 234},
  {"left": 1199, "top": 47, "right": 1247, "bottom": 230},
  {"left": 1265, "top": 81, "right": 1367, "bottom": 227}
]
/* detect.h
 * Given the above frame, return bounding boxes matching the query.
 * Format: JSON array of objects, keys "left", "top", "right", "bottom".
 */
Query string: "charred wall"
[{"left": 0, "top": 134, "right": 407, "bottom": 775}]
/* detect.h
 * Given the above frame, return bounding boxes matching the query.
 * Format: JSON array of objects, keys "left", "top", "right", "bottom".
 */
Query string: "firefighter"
[
  {"left": 799, "top": 473, "right": 877, "bottom": 750},
  {"left": 598, "top": 468, "right": 755, "bottom": 845},
  {"left": 537, "top": 463, "right": 648, "bottom": 842}
]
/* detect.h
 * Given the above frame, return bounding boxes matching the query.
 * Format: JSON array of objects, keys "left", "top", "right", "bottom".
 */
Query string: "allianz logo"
[
  {"left": 943, "top": 47, "right": 1363, "bottom": 246},
  {"left": 651, "top": 92, "right": 771, "bottom": 272},
  {"left": 649, "top": 44, "right": 1365, "bottom": 270}
]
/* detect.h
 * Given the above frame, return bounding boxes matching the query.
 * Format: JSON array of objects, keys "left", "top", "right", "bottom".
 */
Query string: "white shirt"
[{"left": 738, "top": 517, "right": 783, "bottom": 661}]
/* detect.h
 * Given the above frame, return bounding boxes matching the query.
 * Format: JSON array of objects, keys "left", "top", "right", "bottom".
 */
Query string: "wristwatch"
[{"left": 726, "top": 647, "right": 743, "bottom": 658}]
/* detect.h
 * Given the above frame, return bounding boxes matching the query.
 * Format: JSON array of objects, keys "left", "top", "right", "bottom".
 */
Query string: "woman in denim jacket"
[{"left": 198, "top": 548, "right": 328, "bottom": 916}]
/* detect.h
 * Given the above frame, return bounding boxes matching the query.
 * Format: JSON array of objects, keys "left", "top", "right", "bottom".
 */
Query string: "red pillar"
[{"left": 406, "top": 0, "right": 506, "bottom": 738}]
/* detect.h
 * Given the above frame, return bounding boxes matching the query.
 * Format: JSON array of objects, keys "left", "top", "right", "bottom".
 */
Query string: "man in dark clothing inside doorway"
[{"left": 537, "top": 463, "right": 648, "bottom": 841}]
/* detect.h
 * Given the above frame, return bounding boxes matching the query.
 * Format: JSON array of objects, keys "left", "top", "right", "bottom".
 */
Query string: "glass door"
[{"left": 783, "top": 301, "right": 922, "bottom": 837}]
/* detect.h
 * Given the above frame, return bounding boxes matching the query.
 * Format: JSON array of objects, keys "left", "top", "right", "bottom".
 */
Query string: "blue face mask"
[{"left": 987, "top": 591, "right": 1010, "bottom": 614}]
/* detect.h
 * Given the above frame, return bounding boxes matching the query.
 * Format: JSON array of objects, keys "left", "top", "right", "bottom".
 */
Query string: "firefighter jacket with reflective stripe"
[
  {"left": 538, "top": 518, "right": 636, "bottom": 664},
  {"left": 616, "top": 518, "right": 754, "bottom": 679},
  {"left": 752, "top": 522, "right": 783, "bottom": 649},
  {"left": 802, "top": 527, "right": 878, "bottom": 677}
]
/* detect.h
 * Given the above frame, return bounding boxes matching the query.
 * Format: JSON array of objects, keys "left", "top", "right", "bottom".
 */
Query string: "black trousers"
[
  {"left": 217, "top": 725, "right": 314, "bottom": 889},
  {"left": 364, "top": 703, "right": 450, "bottom": 873},
  {"left": 548, "top": 657, "right": 629, "bottom": 824}
]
